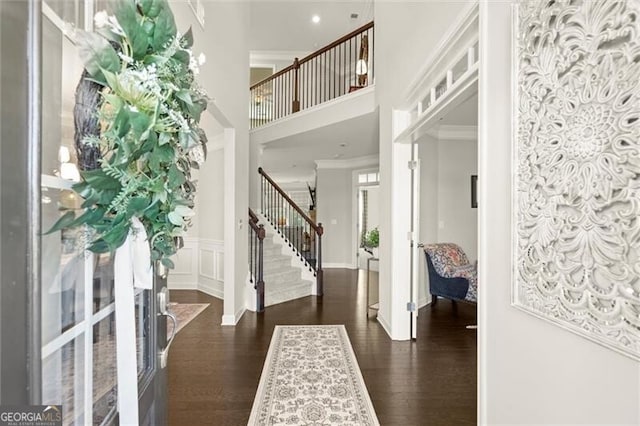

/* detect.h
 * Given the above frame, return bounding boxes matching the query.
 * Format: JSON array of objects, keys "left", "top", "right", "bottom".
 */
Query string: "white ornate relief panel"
[{"left": 514, "top": 0, "right": 640, "bottom": 360}]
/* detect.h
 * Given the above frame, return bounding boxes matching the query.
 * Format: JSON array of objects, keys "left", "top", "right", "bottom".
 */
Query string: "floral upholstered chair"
[{"left": 423, "top": 243, "right": 477, "bottom": 304}]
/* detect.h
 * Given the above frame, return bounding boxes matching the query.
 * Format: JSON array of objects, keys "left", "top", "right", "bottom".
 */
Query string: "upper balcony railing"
[{"left": 250, "top": 21, "right": 374, "bottom": 129}]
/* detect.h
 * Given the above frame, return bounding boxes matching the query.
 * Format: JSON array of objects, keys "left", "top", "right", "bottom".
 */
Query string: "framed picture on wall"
[{"left": 471, "top": 175, "right": 478, "bottom": 208}]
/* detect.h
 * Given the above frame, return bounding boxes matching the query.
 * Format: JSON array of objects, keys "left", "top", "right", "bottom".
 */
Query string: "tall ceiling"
[
  {"left": 261, "top": 111, "right": 379, "bottom": 183},
  {"left": 249, "top": 1, "right": 374, "bottom": 52}
]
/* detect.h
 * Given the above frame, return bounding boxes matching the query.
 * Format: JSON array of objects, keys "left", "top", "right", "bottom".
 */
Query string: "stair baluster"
[
  {"left": 250, "top": 21, "right": 374, "bottom": 129},
  {"left": 248, "top": 208, "right": 265, "bottom": 312},
  {"left": 258, "top": 167, "right": 324, "bottom": 296}
]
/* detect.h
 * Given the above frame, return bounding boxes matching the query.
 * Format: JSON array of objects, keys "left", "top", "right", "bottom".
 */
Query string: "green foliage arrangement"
[
  {"left": 49, "top": 0, "right": 209, "bottom": 269},
  {"left": 365, "top": 227, "right": 379, "bottom": 248}
]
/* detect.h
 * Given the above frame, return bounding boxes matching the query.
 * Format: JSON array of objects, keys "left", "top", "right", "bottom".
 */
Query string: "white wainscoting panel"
[
  {"left": 167, "top": 238, "right": 224, "bottom": 299},
  {"left": 168, "top": 238, "right": 199, "bottom": 290},
  {"left": 198, "top": 239, "right": 224, "bottom": 299},
  {"left": 199, "top": 248, "right": 216, "bottom": 279}
]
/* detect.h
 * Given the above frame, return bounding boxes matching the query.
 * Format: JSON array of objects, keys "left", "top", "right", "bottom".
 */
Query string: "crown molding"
[
  {"left": 250, "top": 50, "right": 311, "bottom": 64},
  {"left": 315, "top": 154, "right": 379, "bottom": 170}
]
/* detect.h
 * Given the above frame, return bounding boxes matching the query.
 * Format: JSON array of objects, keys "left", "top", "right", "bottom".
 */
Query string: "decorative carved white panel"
[{"left": 514, "top": 0, "right": 640, "bottom": 360}]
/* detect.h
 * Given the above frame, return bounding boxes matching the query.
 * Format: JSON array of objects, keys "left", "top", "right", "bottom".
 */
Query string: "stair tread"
[
  {"left": 265, "top": 280, "right": 313, "bottom": 291},
  {"left": 264, "top": 269, "right": 301, "bottom": 280}
]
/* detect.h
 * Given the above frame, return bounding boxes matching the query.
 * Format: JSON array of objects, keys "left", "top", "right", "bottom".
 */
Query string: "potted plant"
[{"left": 364, "top": 227, "right": 379, "bottom": 258}]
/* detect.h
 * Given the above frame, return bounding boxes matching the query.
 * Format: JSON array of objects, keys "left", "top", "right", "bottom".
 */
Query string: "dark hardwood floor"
[{"left": 168, "top": 269, "right": 477, "bottom": 426}]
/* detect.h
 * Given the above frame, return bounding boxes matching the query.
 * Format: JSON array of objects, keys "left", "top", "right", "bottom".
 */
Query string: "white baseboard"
[
  {"left": 221, "top": 307, "right": 246, "bottom": 326},
  {"left": 418, "top": 296, "right": 431, "bottom": 309},
  {"left": 377, "top": 312, "right": 392, "bottom": 338},
  {"left": 167, "top": 281, "right": 198, "bottom": 290},
  {"left": 323, "top": 263, "right": 357, "bottom": 269},
  {"left": 198, "top": 281, "right": 223, "bottom": 299}
]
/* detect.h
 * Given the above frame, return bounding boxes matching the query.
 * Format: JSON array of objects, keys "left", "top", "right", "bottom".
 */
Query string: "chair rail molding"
[{"left": 513, "top": 0, "right": 640, "bottom": 360}]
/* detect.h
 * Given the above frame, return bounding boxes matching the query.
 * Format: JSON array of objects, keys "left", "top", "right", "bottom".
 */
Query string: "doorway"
[
  {"left": 408, "top": 92, "right": 479, "bottom": 342},
  {"left": 355, "top": 170, "right": 380, "bottom": 270}
]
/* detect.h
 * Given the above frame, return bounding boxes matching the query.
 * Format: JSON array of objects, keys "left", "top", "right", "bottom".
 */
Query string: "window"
[{"left": 358, "top": 171, "right": 379, "bottom": 185}]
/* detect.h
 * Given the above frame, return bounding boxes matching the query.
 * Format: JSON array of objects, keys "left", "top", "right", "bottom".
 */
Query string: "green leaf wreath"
[{"left": 49, "top": 0, "right": 209, "bottom": 269}]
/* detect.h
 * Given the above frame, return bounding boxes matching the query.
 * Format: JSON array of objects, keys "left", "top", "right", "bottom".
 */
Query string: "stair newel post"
[
  {"left": 277, "top": 190, "right": 281, "bottom": 234},
  {"left": 293, "top": 57, "right": 300, "bottom": 113},
  {"left": 260, "top": 173, "right": 264, "bottom": 214},
  {"left": 309, "top": 221, "right": 314, "bottom": 267},
  {"left": 254, "top": 227, "right": 258, "bottom": 281},
  {"left": 316, "top": 223, "right": 324, "bottom": 296},
  {"left": 297, "top": 215, "right": 302, "bottom": 259},
  {"left": 293, "top": 211, "right": 297, "bottom": 254},
  {"left": 257, "top": 224, "right": 265, "bottom": 312},
  {"left": 289, "top": 204, "right": 293, "bottom": 249}
]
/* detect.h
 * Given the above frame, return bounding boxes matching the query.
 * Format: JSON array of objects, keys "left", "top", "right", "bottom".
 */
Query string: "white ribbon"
[
  {"left": 114, "top": 217, "right": 152, "bottom": 425},
  {"left": 130, "top": 217, "right": 153, "bottom": 290}
]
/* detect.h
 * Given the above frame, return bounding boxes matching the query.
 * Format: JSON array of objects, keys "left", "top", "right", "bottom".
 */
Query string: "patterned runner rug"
[
  {"left": 167, "top": 303, "right": 209, "bottom": 335},
  {"left": 248, "top": 325, "right": 379, "bottom": 425}
]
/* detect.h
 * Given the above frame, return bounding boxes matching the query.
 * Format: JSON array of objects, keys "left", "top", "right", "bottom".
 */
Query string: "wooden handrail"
[
  {"left": 258, "top": 167, "right": 323, "bottom": 235},
  {"left": 248, "top": 208, "right": 265, "bottom": 239},
  {"left": 298, "top": 21, "right": 374, "bottom": 65},
  {"left": 250, "top": 21, "right": 374, "bottom": 90},
  {"left": 248, "top": 207, "right": 259, "bottom": 224},
  {"left": 250, "top": 63, "right": 296, "bottom": 90}
]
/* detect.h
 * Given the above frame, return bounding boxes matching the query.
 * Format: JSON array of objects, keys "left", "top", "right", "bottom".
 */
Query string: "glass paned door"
[{"left": 39, "top": 2, "right": 161, "bottom": 425}]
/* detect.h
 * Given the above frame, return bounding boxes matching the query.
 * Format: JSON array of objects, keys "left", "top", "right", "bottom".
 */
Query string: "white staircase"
[{"left": 260, "top": 219, "right": 315, "bottom": 307}]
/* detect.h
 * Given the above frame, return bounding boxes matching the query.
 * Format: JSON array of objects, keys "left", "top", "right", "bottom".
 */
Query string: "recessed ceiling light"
[
  {"left": 350, "top": 13, "right": 359, "bottom": 19},
  {"left": 311, "top": 15, "right": 321, "bottom": 24},
  {"left": 339, "top": 143, "right": 347, "bottom": 147}
]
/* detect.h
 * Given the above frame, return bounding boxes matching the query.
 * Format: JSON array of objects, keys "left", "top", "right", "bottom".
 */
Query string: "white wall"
[
  {"left": 316, "top": 168, "right": 354, "bottom": 268},
  {"left": 171, "top": 1, "right": 250, "bottom": 323},
  {"left": 375, "top": 0, "right": 474, "bottom": 339},
  {"left": 197, "top": 149, "right": 225, "bottom": 241},
  {"left": 479, "top": 2, "right": 640, "bottom": 424},
  {"left": 437, "top": 139, "right": 477, "bottom": 261}
]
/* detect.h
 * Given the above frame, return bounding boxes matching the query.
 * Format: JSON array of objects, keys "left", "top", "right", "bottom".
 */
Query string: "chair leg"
[{"left": 431, "top": 294, "right": 438, "bottom": 306}]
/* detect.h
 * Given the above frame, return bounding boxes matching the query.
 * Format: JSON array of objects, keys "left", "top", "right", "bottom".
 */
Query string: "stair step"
[
  {"left": 265, "top": 279, "right": 313, "bottom": 307},
  {"left": 264, "top": 268, "right": 301, "bottom": 285},
  {"left": 251, "top": 211, "right": 318, "bottom": 307},
  {"left": 262, "top": 244, "right": 286, "bottom": 255},
  {"left": 263, "top": 257, "right": 293, "bottom": 273}
]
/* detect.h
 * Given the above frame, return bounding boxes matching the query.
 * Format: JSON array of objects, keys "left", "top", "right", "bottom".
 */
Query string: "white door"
[
  {"left": 409, "top": 141, "right": 420, "bottom": 340},
  {"left": 39, "top": 2, "right": 167, "bottom": 424}
]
